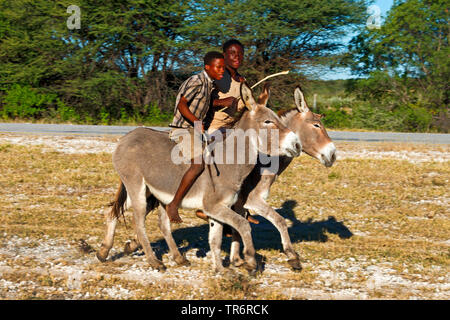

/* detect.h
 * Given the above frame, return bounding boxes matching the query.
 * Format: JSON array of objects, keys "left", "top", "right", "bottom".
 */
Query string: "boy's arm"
[
  {"left": 177, "top": 96, "right": 204, "bottom": 132},
  {"left": 212, "top": 96, "right": 237, "bottom": 109}
]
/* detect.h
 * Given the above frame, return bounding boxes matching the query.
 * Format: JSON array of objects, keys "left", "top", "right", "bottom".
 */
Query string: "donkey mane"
[
  {"left": 277, "top": 108, "right": 297, "bottom": 118},
  {"left": 277, "top": 108, "right": 298, "bottom": 124},
  {"left": 219, "top": 108, "right": 249, "bottom": 129}
]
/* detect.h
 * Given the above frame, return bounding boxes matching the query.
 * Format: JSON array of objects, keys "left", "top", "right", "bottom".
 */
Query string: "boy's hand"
[
  {"left": 221, "top": 96, "right": 237, "bottom": 107},
  {"left": 194, "top": 121, "right": 204, "bottom": 133},
  {"left": 223, "top": 98, "right": 238, "bottom": 116}
]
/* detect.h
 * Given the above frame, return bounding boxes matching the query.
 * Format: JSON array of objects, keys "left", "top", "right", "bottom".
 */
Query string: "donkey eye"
[
  {"left": 313, "top": 123, "right": 321, "bottom": 128},
  {"left": 264, "top": 120, "right": 274, "bottom": 124}
]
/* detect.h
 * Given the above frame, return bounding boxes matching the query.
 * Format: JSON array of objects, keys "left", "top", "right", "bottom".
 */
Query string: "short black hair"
[
  {"left": 204, "top": 51, "right": 224, "bottom": 65},
  {"left": 222, "top": 39, "right": 244, "bottom": 53}
]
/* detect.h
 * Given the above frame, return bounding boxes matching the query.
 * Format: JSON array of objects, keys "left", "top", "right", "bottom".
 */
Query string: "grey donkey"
[
  {"left": 96, "top": 82, "right": 301, "bottom": 272},
  {"left": 208, "top": 85, "right": 337, "bottom": 272}
]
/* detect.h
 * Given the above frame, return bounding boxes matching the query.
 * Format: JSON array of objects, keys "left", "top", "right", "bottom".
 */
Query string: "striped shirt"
[{"left": 170, "top": 70, "right": 214, "bottom": 128}]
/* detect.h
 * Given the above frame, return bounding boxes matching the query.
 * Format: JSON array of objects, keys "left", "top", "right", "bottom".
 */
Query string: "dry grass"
[{"left": 0, "top": 134, "right": 448, "bottom": 299}]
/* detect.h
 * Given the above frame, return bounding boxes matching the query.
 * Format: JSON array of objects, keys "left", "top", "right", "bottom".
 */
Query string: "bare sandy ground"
[
  {"left": 0, "top": 133, "right": 448, "bottom": 300},
  {"left": 1, "top": 133, "right": 449, "bottom": 163}
]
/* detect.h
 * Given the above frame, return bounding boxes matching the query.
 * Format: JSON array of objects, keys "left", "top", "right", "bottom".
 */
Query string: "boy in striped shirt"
[{"left": 167, "top": 51, "right": 226, "bottom": 223}]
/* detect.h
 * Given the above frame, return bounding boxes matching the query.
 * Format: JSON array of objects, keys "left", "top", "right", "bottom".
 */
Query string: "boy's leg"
[{"left": 166, "top": 157, "right": 204, "bottom": 223}]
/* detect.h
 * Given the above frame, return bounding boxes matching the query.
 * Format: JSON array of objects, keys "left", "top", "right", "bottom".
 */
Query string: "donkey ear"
[
  {"left": 294, "top": 86, "right": 309, "bottom": 113},
  {"left": 257, "top": 82, "right": 271, "bottom": 106},
  {"left": 240, "top": 81, "right": 257, "bottom": 111}
]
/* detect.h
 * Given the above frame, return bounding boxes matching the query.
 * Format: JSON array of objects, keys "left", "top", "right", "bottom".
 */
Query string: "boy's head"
[
  {"left": 204, "top": 51, "right": 225, "bottom": 81},
  {"left": 222, "top": 39, "right": 244, "bottom": 70}
]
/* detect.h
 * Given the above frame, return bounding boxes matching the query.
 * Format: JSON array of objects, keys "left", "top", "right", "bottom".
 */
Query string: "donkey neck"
[{"left": 212, "top": 110, "right": 261, "bottom": 187}]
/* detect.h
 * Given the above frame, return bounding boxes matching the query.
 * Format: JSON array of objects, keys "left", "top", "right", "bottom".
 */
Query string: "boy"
[
  {"left": 166, "top": 51, "right": 225, "bottom": 223},
  {"left": 206, "top": 39, "right": 246, "bottom": 132},
  {"left": 197, "top": 40, "right": 255, "bottom": 225}
]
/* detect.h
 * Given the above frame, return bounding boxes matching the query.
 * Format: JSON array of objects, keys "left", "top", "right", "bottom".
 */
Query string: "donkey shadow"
[
  {"left": 123, "top": 199, "right": 353, "bottom": 262},
  {"left": 251, "top": 200, "right": 353, "bottom": 252}
]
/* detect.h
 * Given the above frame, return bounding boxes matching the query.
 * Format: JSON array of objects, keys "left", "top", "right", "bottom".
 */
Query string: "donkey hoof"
[
  {"left": 242, "top": 262, "right": 258, "bottom": 275},
  {"left": 175, "top": 256, "right": 191, "bottom": 267},
  {"left": 96, "top": 250, "right": 108, "bottom": 262},
  {"left": 123, "top": 241, "right": 140, "bottom": 255},
  {"left": 150, "top": 261, "right": 167, "bottom": 272},
  {"left": 287, "top": 258, "right": 302, "bottom": 271},
  {"left": 123, "top": 243, "right": 133, "bottom": 255},
  {"left": 231, "top": 258, "right": 245, "bottom": 267}
]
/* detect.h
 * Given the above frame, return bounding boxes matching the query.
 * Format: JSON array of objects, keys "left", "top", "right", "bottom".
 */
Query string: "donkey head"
[
  {"left": 288, "top": 86, "right": 336, "bottom": 167},
  {"left": 237, "top": 82, "right": 301, "bottom": 158}
]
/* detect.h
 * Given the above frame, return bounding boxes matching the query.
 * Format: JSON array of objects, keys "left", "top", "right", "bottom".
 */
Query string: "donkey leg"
[
  {"left": 230, "top": 230, "right": 244, "bottom": 267},
  {"left": 208, "top": 219, "right": 224, "bottom": 273},
  {"left": 205, "top": 204, "right": 257, "bottom": 272},
  {"left": 229, "top": 200, "right": 246, "bottom": 267},
  {"left": 245, "top": 198, "right": 302, "bottom": 270},
  {"left": 124, "top": 194, "right": 155, "bottom": 255},
  {"left": 96, "top": 207, "right": 118, "bottom": 262},
  {"left": 128, "top": 182, "right": 166, "bottom": 271},
  {"left": 124, "top": 209, "right": 141, "bottom": 255},
  {"left": 158, "top": 204, "right": 190, "bottom": 266}
]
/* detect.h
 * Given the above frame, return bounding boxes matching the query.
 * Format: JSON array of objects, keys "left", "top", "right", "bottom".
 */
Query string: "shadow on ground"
[{"left": 121, "top": 199, "right": 353, "bottom": 262}]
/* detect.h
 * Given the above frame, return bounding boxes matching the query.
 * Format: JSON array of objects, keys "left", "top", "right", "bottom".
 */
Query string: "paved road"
[{"left": 0, "top": 122, "right": 449, "bottom": 144}]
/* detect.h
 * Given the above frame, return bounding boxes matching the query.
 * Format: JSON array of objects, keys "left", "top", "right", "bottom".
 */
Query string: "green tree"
[
  {"left": 0, "top": 0, "right": 189, "bottom": 121},
  {"left": 182, "top": 0, "right": 368, "bottom": 106},
  {"left": 345, "top": 0, "right": 449, "bottom": 131},
  {"left": 0, "top": 0, "right": 369, "bottom": 123}
]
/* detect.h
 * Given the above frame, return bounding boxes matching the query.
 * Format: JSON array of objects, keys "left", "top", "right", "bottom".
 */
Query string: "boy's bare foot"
[
  {"left": 195, "top": 210, "right": 208, "bottom": 221},
  {"left": 196, "top": 210, "right": 232, "bottom": 236},
  {"left": 246, "top": 215, "right": 259, "bottom": 225},
  {"left": 166, "top": 204, "right": 183, "bottom": 223}
]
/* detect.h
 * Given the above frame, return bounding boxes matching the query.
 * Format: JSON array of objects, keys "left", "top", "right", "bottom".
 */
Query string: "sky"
[{"left": 317, "top": 0, "right": 394, "bottom": 80}]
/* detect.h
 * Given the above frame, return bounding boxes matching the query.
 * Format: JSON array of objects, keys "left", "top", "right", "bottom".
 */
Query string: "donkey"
[
  {"left": 96, "top": 82, "right": 301, "bottom": 272},
  {"left": 207, "top": 85, "right": 336, "bottom": 272}
]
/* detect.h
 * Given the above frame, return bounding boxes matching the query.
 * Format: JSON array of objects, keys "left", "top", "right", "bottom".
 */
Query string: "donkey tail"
[
  {"left": 109, "top": 181, "right": 128, "bottom": 221},
  {"left": 108, "top": 181, "right": 159, "bottom": 222}
]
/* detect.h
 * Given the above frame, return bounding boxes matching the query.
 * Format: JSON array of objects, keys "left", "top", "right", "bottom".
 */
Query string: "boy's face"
[
  {"left": 224, "top": 44, "right": 244, "bottom": 70},
  {"left": 205, "top": 58, "right": 225, "bottom": 80}
]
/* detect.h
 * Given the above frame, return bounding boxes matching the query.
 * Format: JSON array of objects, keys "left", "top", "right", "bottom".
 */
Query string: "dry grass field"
[{"left": 0, "top": 133, "right": 448, "bottom": 300}]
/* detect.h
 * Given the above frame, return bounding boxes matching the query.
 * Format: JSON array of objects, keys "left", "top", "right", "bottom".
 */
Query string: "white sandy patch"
[
  {"left": 0, "top": 135, "right": 117, "bottom": 154},
  {"left": 279, "top": 257, "right": 450, "bottom": 300},
  {"left": 1, "top": 134, "right": 449, "bottom": 163},
  {"left": 0, "top": 235, "right": 449, "bottom": 299},
  {"left": 337, "top": 149, "right": 450, "bottom": 163}
]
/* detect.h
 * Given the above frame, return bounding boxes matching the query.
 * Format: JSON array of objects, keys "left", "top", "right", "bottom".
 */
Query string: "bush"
[
  {"left": 54, "top": 100, "right": 80, "bottom": 123},
  {"left": 0, "top": 84, "right": 82, "bottom": 123},
  {"left": 320, "top": 107, "right": 352, "bottom": 129},
  {"left": 315, "top": 96, "right": 353, "bottom": 129},
  {"left": 1, "top": 84, "right": 56, "bottom": 119},
  {"left": 316, "top": 97, "right": 433, "bottom": 132},
  {"left": 392, "top": 104, "right": 432, "bottom": 132},
  {"left": 145, "top": 103, "right": 172, "bottom": 124},
  {"left": 350, "top": 102, "right": 433, "bottom": 132}
]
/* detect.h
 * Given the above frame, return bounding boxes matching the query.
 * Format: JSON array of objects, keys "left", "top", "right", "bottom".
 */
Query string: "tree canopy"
[
  {"left": 345, "top": 0, "right": 449, "bottom": 129},
  {"left": 0, "top": 0, "right": 367, "bottom": 122}
]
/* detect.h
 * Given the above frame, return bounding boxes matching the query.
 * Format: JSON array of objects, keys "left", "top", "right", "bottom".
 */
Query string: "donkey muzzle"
[{"left": 281, "top": 131, "right": 302, "bottom": 157}]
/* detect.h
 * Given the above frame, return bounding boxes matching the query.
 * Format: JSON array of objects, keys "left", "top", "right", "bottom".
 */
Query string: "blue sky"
[{"left": 317, "top": 0, "right": 394, "bottom": 80}]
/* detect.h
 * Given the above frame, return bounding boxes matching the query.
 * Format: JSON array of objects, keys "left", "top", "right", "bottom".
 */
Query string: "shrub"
[
  {"left": 392, "top": 104, "right": 432, "bottom": 132},
  {"left": 53, "top": 100, "right": 80, "bottom": 123},
  {"left": 1, "top": 84, "right": 56, "bottom": 119},
  {"left": 350, "top": 102, "right": 433, "bottom": 132}
]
